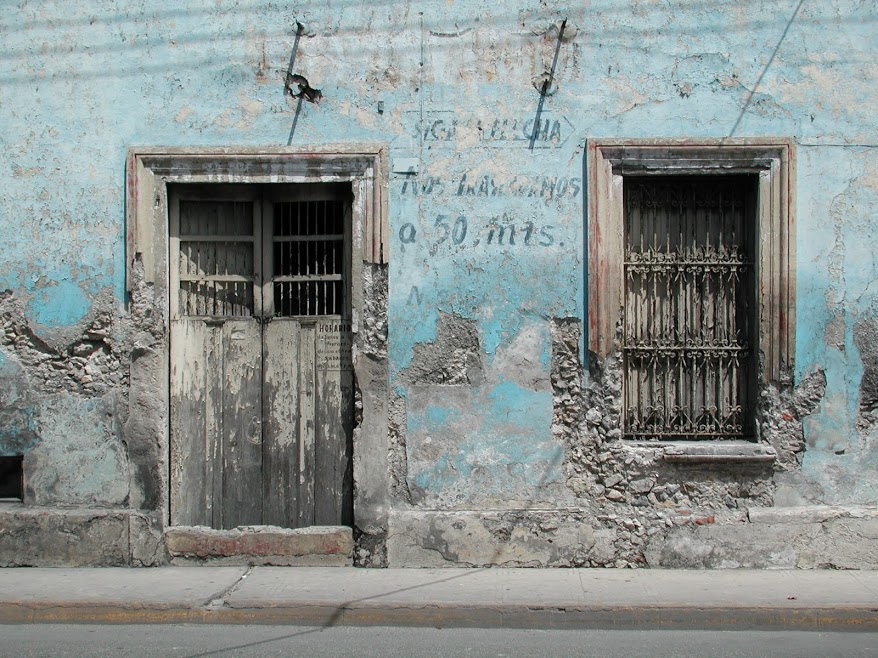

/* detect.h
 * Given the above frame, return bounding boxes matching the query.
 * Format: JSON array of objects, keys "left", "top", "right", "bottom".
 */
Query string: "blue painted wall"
[{"left": 1, "top": 0, "right": 876, "bottom": 507}]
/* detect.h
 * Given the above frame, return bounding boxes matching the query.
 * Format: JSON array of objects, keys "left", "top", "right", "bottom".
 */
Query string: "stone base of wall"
[
  {"left": 387, "top": 510, "right": 617, "bottom": 567},
  {"left": 4, "top": 504, "right": 875, "bottom": 569},
  {"left": 0, "top": 506, "right": 354, "bottom": 567},
  {"left": 0, "top": 505, "right": 164, "bottom": 567},
  {"left": 165, "top": 525, "right": 353, "bottom": 566},
  {"left": 386, "top": 507, "right": 878, "bottom": 569},
  {"left": 646, "top": 506, "right": 878, "bottom": 569}
]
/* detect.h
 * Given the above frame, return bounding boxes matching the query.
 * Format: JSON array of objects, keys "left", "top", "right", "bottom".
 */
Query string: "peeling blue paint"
[
  {"left": 487, "top": 382, "right": 550, "bottom": 424},
  {"left": 411, "top": 431, "right": 563, "bottom": 495},
  {"left": 25, "top": 281, "right": 89, "bottom": 328},
  {"left": 425, "top": 405, "right": 457, "bottom": 428}
]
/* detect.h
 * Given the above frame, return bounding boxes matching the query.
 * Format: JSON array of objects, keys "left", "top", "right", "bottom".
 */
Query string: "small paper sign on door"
[{"left": 316, "top": 322, "right": 353, "bottom": 371}]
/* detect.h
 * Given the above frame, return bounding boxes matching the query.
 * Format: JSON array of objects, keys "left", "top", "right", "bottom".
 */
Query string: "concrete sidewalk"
[{"left": 1, "top": 567, "right": 877, "bottom": 631}]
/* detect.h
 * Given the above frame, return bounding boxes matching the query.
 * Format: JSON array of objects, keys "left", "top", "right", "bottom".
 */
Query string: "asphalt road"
[{"left": 2, "top": 624, "right": 878, "bottom": 657}]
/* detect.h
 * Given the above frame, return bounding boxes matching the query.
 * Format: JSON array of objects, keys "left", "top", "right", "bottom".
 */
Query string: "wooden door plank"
[
  {"left": 220, "top": 319, "right": 263, "bottom": 529},
  {"left": 314, "top": 322, "right": 354, "bottom": 525},
  {"left": 296, "top": 323, "right": 317, "bottom": 528},
  {"left": 206, "top": 323, "right": 224, "bottom": 529},
  {"left": 262, "top": 319, "right": 300, "bottom": 527},
  {"left": 170, "top": 319, "right": 212, "bottom": 527}
]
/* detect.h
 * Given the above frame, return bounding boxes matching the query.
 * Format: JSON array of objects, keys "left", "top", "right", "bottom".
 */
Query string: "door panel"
[
  {"left": 295, "top": 321, "right": 317, "bottom": 528},
  {"left": 219, "top": 319, "right": 263, "bottom": 529},
  {"left": 261, "top": 319, "right": 300, "bottom": 527},
  {"left": 314, "top": 324, "right": 354, "bottom": 525},
  {"left": 169, "top": 318, "right": 212, "bottom": 527},
  {"left": 170, "top": 319, "right": 263, "bottom": 529}
]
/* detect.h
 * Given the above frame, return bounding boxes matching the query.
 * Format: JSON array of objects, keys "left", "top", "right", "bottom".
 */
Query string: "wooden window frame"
[
  {"left": 169, "top": 184, "right": 264, "bottom": 319},
  {"left": 587, "top": 138, "right": 795, "bottom": 384},
  {"left": 168, "top": 183, "right": 354, "bottom": 320}
]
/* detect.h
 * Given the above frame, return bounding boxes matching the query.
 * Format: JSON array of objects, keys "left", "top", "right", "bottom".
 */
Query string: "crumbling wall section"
[
  {"left": 387, "top": 324, "right": 816, "bottom": 568},
  {"left": 359, "top": 264, "right": 389, "bottom": 360},
  {"left": 854, "top": 317, "right": 878, "bottom": 426},
  {"left": 400, "top": 312, "right": 484, "bottom": 386},
  {"left": 352, "top": 263, "right": 391, "bottom": 567},
  {"left": 0, "top": 289, "right": 132, "bottom": 508},
  {"left": 0, "top": 260, "right": 168, "bottom": 564},
  {"left": 388, "top": 310, "right": 833, "bottom": 568},
  {"left": 758, "top": 369, "right": 827, "bottom": 469},
  {"left": 0, "top": 289, "right": 126, "bottom": 397}
]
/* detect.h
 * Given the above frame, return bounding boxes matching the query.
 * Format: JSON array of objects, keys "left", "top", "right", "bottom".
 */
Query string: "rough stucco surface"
[
  {"left": 0, "top": 507, "right": 164, "bottom": 567},
  {"left": 1, "top": 1, "right": 877, "bottom": 566}
]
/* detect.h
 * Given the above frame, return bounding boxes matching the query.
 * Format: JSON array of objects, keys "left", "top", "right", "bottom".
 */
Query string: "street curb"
[{"left": 2, "top": 603, "right": 877, "bottom": 631}]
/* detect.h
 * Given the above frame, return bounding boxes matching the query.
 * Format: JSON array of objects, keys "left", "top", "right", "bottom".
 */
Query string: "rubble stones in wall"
[
  {"left": 0, "top": 290, "right": 126, "bottom": 396},
  {"left": 400, "top": 312, "right": 484, "bottom": 385},
  {"left": 590, "top": 442, "right": 775, "bottom": 511},
  {"left": 539, "top": 337, "right": 783, "bottom": 566},
  {"left": 353, "top": 526, "right": 388, "bottom": 568},
  {"left": 387, "top": 392, "right": 411, "bottom": 504},
  {"left": 854, "top": 317, "right": 878, "bottom": 425},
  {"left": 549, "top": 318, "right": 591, "bottom": 496},
  {"left": 562, "top": 348, "right": 624, "bottom": 498},
  {"left": 550, "top": 318, "right": 583, "bottom": 442},
  {"left": 758, "top": 369, "right": 827, "bottom": 469},
  {"left": 359, "top": 264, "right": 388, "bottom": 358}
]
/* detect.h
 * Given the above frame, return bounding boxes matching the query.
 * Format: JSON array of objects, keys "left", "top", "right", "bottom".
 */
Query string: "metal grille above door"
[
  {"left": 622, "top": 175, "right": 756, "bottom": 440},
  {"left": 169, "top": 183, "right": 354, "bottom": 530},
  {"left": 272, "top": 197, "right": 347, "bottom": 317}
]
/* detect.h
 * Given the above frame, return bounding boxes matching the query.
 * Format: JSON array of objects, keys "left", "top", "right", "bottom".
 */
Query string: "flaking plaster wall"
[{"left": 1, "top": 0, "right": 877, "bottom": 567}]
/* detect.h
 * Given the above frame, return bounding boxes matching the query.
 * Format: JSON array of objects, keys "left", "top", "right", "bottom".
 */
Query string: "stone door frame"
[{"left": 125, "top": 146, "right": 390, "bottom": 544}]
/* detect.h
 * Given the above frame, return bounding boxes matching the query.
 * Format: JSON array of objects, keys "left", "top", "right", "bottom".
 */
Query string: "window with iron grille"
[
  {"left": 588, "top": 140, "right": 796, "bottom": 443},
  {"left": 622, "top": 175, "right": 757, "bottom": 440}
]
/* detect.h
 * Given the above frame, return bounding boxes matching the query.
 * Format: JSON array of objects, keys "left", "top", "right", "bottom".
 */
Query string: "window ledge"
[
  {"left": 660, "top": 442, "right": 777, "bottom": 464},
  {"left": 622, "top": 441, "right": 777, "bottom": 464}
]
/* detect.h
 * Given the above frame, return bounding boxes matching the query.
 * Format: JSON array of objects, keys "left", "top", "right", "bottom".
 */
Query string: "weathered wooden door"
[{"left": 169, "top": 184, "right": 353, "bottom": 529}]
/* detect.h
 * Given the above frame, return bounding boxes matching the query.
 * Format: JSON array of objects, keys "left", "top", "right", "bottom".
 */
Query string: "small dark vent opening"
[{"left": 0, "top": 456, "right": 23, "bottom": 501}]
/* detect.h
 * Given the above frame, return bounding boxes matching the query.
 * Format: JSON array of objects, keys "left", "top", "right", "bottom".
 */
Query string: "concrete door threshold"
[{"left": 164, "top": 525, "right": 353, "bottom": 566}]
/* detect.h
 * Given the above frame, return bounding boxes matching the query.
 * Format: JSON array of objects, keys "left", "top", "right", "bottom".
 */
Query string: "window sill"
[{"left": 623, "top": 440, "right": 777, "bottom": 465}]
